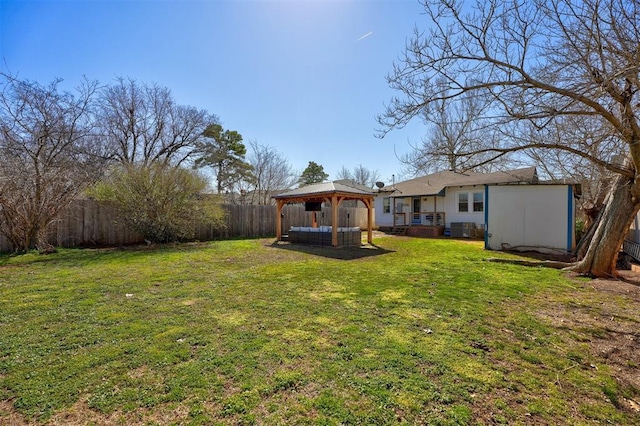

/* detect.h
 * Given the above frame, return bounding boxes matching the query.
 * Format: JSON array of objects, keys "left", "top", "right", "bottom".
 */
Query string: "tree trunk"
[
  {"left": 575, "top": 206, "right": 604, "bottom": 260},
  {"left": 36, "top": 224, "right": 56, "bottom": 254},
  {"left": 569, "top": 174, "right": 640, "bottom": 277}
]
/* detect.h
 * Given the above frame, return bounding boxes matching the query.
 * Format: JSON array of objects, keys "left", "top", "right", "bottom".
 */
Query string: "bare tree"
[
  {"left": 401, "top": 89, "right": 509, "bottom": 175},
  {"left": 522, "top": 115, "right": 624, "bottom": 212},
  {"left": 99, "top": 77, "right": 214, "bottom": 166},
  {"left": 246, "top": 140, "right": 297, "bottom": 205},
  {"left": 353, "top": 164, "right": 381, "bottom": 188},
  {"left": 336, "top": 166, "right": 353, "bottom": 181},
  {"left": 378, "top": 0, "right": 640, "bottom": 277},
  {"left": 0, "top": 74, "right": 105, "bottom": 253},
  {"left": 336, "top": 164, "right": 381, "bottom": 187}
]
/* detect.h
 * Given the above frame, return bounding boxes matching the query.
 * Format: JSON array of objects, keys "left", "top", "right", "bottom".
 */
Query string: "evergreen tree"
[
  {"left": 194, "top": 124, "right": 254, "bottom": 193},
  {"left": 299, "top": 161, "right": 328, "bottom": 186}
]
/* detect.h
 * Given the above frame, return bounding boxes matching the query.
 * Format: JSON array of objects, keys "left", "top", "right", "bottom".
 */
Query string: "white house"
[{"left": 375, "top": 167, "right": 578, "bottom": 253}]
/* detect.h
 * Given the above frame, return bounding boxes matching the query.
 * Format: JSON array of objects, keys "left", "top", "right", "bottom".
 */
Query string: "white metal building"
[{"left": 485, "top": 184, "right": 576, "bottom": 254}]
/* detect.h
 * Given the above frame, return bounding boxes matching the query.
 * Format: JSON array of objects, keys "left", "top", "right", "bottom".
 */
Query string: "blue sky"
[{"left": 0, "top": 0, "right": 428, "bottom": 185}]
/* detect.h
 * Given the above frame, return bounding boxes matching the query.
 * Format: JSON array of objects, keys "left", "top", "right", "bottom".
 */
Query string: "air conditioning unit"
[{"left": 450, "top": 222, "right": 476, "bottom": 238}]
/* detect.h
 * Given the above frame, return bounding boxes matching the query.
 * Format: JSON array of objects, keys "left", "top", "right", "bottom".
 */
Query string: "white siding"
[
  {"left": 486, "top": 185, "right": 574, "bottom": 253},
  {"left": 374, "top": 194, "right": 394, "bottom": 226},
  {"left": 442, "top": 186, "right": 486, "bottom": 227},
  {"left": 419, "top": 196, "right": 436, "bottom": 211},
  {"left": 375, "top": 190, "right": 485, "bottom": 228}
]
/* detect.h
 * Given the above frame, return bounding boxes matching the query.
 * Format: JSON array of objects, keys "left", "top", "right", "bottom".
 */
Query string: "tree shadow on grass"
[{"left": 268, "top": 241, "right": 395, "bottom": 260}]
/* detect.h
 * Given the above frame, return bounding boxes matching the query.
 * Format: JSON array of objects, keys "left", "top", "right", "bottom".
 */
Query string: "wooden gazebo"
[{"left": 273, "top": 180, "right": 375, "bottom": 247}]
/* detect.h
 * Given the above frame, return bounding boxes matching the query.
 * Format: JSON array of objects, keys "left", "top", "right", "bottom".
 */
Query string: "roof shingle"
[
  {"left": 388, "top": 167, "right": 537, "bottom": 197},
  {"left": 273, "top": 180, "right": 375, "bottom": 199}
]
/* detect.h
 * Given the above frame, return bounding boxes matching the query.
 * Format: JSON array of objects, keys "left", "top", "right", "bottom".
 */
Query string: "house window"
[
  {"left": 458, "top": 193, "right": 469, "bottom": 212},
  {"left": 383, "top": 197, "right": 391, "bottom": 214},
  {"left": 473, "top": 192, "right": 484, "bottom": 212},
  {"left": 458, "top": 191, "right": 484, "bottom": 213}
]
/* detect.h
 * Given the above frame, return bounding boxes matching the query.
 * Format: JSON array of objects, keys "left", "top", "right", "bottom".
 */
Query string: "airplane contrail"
[{"left": 356, "top": 31, "right": 373, "bottom": 41}]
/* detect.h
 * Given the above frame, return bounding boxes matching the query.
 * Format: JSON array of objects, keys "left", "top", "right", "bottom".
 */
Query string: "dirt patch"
[
  {"left": 0, "top": 264, "right": 20, "bottom": 272},
  {"left": 472, "top": 270, "right": 640, "bottom": 423},
  {"left": 0, "top": 400, "right": 28, "bottom": 426},
  {"left": 503, "top": 249, "right": 576, "bottom": 263},
  {"left": 540, "top": 273, "right": 640, "bottom": 395},
  {"left": 5, "top": 399, "right": 192, "bottom": 426}
]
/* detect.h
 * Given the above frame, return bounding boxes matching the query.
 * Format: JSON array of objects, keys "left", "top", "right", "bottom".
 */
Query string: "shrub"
[{"left": 91, "top": 163, "right": 225, "bottom": 243}]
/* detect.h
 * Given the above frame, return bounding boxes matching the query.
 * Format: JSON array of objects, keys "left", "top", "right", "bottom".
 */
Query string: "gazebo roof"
[{"left": 273, "top": 180, "right": 375, "bottom": 203}]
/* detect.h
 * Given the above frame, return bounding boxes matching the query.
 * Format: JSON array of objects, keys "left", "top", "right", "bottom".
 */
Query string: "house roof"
[
  {"left": 333, "top": 179, "right": 375, "bottom": 193},
  {"left": 388, "top": 167, "right": 538, "bottom": 197},
  {"left": 272, "top": 180, "right": 376, "bottom": 201}
]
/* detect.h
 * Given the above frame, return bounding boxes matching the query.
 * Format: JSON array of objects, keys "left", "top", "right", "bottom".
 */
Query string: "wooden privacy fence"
[
  {"left": 200, "top": 204, "right": 371, "bottom": 240},
  {"left": 0, "top": 200, "right": 373, "bottom": 252}
]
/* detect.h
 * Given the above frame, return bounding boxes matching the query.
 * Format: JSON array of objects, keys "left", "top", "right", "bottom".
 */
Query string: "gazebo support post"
[
  {"left": 276, "top": 200, "right": 284, "bottom": 241},
  {"left": 366, "top": 198, "right": 373, "bottom": 244},
  {"left": 331, "top": 194, "right": 339, "bottom": 247}
]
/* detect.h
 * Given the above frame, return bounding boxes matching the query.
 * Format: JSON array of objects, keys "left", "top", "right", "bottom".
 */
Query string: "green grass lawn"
[{"left": 0, "top": 237, "right": 638, "bottom": 425}]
